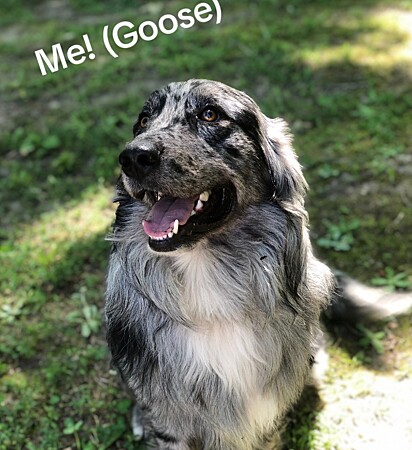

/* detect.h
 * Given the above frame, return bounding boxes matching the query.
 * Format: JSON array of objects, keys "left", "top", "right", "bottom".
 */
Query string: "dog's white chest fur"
[
  {"left": 172, "top": 246, "right": 278, "bottom": 431},
  {"left": 172, "top": 244, "right": 239, "bottom": 320}
]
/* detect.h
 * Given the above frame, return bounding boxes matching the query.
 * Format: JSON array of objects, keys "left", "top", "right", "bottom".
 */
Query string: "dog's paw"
[
  {"left": 308, "top": 332, "right": 329, "bottom": 386},
  {"left": 131, "top": 403, "right": 145, "bottom": 441}
]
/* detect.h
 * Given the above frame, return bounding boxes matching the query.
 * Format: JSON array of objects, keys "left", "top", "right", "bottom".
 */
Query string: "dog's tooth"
[
  {"left": 173, "top": 219, "right": 179, "bottom": 234},
  {"left": 195, "top": 200, "right": 203, "bottom": 211},
  {"left": 191, "top": 210, "right": 196, "bottom": 216},
  {"left": 199, "top": 191, "right": 209, "bottom": 202},
  {"left": 168, "top": 232, "right": 173, "bottom": 238}
]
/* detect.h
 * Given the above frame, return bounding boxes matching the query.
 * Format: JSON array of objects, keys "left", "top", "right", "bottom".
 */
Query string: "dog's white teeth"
[
  {"left": 150, "top": 235, "right": 167, "bottom": 241},
  {"left": 190, "top": 210, "right": 196, "bottom": 216},
  {"left": 149, "top": 228, "right": 176, "bottom": 241},
  {"left": 173, "top": 219, "right": 179, "bottom": 234},
  {"left": 199, "top": 191, "right": 210, "bottom": 202},
  {"left": 195, "top": 200, "right": 203, "bottom": 212}
]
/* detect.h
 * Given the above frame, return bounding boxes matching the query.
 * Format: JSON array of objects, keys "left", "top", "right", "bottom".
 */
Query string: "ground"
[{"left": 0, "top": 1, "right": 411, "bottom": 449}]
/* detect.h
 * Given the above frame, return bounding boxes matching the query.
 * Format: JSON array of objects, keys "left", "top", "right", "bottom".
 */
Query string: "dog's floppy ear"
[
  {"left": 261, "top": 117, "right": 309, "bottom": 301},
  {"left": 260, "top": 117, "right": 308, "bottom": 206}
]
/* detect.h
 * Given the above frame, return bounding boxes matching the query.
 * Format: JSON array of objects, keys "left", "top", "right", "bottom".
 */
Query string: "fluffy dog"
[{"left": 105, "top": 79, "right": 409, "bottom": 449}]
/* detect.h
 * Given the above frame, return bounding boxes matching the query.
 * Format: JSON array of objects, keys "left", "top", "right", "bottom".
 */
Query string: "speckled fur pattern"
[{"left": 105, "top": 79, "right": 335, "bottom": 449}]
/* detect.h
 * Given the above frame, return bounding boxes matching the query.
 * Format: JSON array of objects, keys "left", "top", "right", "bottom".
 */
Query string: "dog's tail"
[{"left": 326, "top": 271, "right": 412, "bottom": 323}]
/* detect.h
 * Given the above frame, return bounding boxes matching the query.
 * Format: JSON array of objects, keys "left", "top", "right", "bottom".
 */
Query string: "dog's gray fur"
[{"left": 105, "top": 79, "right": 409, "bottom": 449}]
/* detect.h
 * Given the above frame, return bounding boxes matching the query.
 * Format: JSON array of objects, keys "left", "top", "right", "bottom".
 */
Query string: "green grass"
[{"left": 1, "top": 0, "right": 412, "bottom": 448}]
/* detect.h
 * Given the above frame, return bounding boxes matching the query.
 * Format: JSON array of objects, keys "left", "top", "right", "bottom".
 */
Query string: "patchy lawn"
[{"left": 0, "top": 1, "right": 411, "bottom": 448}]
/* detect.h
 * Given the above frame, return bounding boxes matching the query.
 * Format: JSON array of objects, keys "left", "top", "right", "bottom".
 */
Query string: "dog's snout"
[{"left": 119, "top": 146, "right": 160, "bottom": 179}]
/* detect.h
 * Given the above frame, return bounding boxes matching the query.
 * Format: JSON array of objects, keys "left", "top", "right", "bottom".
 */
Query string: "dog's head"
[{"left": 118, "top": 79, "right": 307, "bottom": 252}]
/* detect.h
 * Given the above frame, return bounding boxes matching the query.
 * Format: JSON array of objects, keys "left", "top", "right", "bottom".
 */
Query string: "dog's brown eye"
[
  {"left": 140, "top": 116, "right": 150, "bottom": 128},
  {"left": 200, "top": 108, "right": 219, "bottom": 122}
]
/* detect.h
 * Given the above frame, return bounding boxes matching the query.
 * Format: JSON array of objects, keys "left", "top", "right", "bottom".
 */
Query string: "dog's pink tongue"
[{"left": 143, "top": 196, "right": 197, "bottom": 237}]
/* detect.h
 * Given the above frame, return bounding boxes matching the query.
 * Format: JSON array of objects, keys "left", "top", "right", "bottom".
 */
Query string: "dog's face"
[{"left": 119, "top": 79, "right": 306, "bottom": 252}]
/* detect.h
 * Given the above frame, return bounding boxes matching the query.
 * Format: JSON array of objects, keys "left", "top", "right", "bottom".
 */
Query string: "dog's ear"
[
  {"left": 261, "top": 117, "right": 309, "bottom": 301},
  {"left": 260, "top": 117, "right": 307, "bottom": 206}
]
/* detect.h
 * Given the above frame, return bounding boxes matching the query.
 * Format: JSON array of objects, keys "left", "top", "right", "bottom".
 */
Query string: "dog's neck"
[{"left": 171, "top": 242, "right": 249, "bottom": 323}]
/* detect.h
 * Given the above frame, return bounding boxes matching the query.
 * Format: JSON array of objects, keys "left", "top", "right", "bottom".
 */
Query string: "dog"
[{"left": 105, "top": 79, "right": 412, "bottom": 449}]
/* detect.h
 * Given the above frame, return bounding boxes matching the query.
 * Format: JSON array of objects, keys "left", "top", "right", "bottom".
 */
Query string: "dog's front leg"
[
  {"left": 254, "top": 427, "right": 282, "bottom": 450},
  {"left": 131, "top": 404, "right": 197, "bottom": 449},
  {"left": 152, "top": 437, "right": 194, "bottom": 450},
  {"left": 131, "top": 403, "right": 145, "bottom": 441}
]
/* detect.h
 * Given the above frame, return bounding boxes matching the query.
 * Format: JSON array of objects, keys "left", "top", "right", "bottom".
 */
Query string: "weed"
[
  {"left": 352, "top": 350, "right": 373, "bottom": 365},
  {"left": 63, "top": 418, "right": 84, "bottom": 449},
  {"left": 0, "top": 298, "right": 25, "bottom": 323},
  {"left": 67, "top": 286, "right": 101, "bottom": 339},
  {"left": 357, "top": 324, "right": 386, "bottom": 355},
  {"left": 317, "top": 163, "right": 340, "bottom": 179},
  {"left": 371, "top": 267, "right": 412, "bottom": 292},
  {"left": 317, "top": 218, "right": 361, "bottom": 252}
]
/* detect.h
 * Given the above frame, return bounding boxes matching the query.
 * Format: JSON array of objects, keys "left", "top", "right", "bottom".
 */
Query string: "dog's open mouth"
[{"left": 141, "top": 185, "right": 236, "bottom": 252}]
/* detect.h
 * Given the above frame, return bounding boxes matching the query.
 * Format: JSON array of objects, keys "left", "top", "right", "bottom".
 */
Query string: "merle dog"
[{"left": 105, "top": 79, "right": 412, "bottom": 449}]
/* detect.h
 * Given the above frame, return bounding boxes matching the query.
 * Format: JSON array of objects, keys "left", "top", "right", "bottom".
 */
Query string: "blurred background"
[{"left": 0, "top": 0, "right": 411, "bottom": 448}]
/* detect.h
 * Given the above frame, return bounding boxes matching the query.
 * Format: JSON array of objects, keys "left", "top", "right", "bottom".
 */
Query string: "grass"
[{"left": 1, "top": 0, "right": 412, "bottom": 448}]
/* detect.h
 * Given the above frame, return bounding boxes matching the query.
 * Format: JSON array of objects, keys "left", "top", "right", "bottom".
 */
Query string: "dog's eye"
[
  {"left": 199, "top": 108, "right": 219, "bottom": 123},
  {"left": 140, "top": 116, "right": 150, "bottom": 128}
]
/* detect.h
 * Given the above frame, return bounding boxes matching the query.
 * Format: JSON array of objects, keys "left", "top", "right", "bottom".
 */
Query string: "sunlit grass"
[
  {"left": 1, "top": 184, "right": 114, "bottom": 316},
  {"left": 300, "top": 8, "right": 412, "bottom": 70}
]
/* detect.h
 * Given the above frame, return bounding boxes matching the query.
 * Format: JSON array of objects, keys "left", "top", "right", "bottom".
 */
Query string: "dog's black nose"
[{"left": 119, "top": 146, "right": 160, "bottom": 179}]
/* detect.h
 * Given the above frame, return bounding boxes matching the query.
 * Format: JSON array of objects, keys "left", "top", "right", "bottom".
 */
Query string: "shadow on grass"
[
  {"left": 0, "top": 231, "right": 109, "bottom": 363},
  {"left": 0, "top": 229, "right": 142, "bottom": 449},
  {"left": 323, "top": 316, "right": 401, "bottom": 373},
  {"left": 282, "top": 385, "right": 324, "bottom": 450}
]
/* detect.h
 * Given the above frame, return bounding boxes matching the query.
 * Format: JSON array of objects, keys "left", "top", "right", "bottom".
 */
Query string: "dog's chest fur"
[
  {"left": 173, "top": 244, "right": 246, "bottom": 320},
  {"left": 172, "top": 246, "right": 279, "bottom": 430}
]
